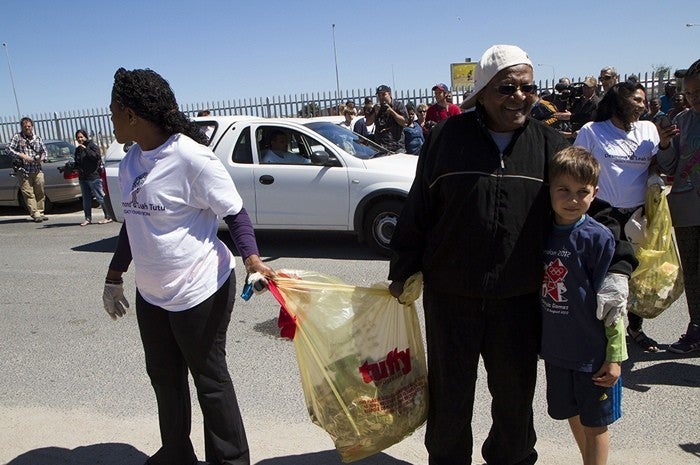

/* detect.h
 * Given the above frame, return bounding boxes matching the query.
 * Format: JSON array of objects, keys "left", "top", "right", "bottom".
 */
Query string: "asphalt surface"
[{"left": 0, "top": 205, "right": 698, "bottom": 465}]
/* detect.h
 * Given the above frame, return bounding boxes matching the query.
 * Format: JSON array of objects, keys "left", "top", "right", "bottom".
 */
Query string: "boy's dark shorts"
[{"left": 545, "top": 362, "right": 622, "bottom": 427}]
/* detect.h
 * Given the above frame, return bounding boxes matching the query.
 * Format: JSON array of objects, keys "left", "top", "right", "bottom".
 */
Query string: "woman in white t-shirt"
[
  {"left": 102, "top": 68, "right": 273, "bottom": 465},
  {"left": 574, "top": 82, "right": 662, "bottom": 352}
]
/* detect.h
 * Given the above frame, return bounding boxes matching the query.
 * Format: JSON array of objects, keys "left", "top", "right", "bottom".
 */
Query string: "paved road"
[{"left": 0, "top": 206, "right": 698, "bottom": 465}]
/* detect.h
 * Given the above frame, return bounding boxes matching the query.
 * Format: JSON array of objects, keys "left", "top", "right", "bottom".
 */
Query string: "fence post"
[{"left": 53, "top": 112, "right": 62, "bottom": 140}]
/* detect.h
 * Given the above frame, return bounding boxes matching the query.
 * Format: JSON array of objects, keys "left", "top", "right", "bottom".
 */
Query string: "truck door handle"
[{"left": 259, "top": 175, "right": 274, "bottom": 185}]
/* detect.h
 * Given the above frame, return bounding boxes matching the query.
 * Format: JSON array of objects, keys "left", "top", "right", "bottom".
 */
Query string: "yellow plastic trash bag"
[
  {"left": 268, "top": 270, "right": 428, "bottom": 463},
  {"left": 628, "top": 185, "right": 684, "bottom": 318}
]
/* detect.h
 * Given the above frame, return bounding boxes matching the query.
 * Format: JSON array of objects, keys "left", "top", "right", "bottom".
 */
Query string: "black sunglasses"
[{"left": 495, "top": 84, "right": 537, "bottom": 96}]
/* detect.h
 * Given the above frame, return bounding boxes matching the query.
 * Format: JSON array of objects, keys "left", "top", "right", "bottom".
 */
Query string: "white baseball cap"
[{"left": 460, "top": 44, "right": 533, "bottom": 110}]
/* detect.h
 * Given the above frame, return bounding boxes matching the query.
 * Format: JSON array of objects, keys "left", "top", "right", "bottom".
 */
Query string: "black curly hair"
[
  {"left": 111, "top": 68, "right": 208, "bottom": 145},
  {"left": 594, "top": 81, "right": 646, "bottom": 132}
]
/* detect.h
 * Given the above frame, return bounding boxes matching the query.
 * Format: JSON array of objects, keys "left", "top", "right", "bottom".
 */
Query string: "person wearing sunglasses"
[
  {"left": 388, "top": 44, "right": 636, "bottom": 465},
  {"left": 599, "top": 66, "right": 619, "bottom": 93},
  {"left": 415, "top": 103, "right": 430, "bottom": 138},
  {"left": 402, "top": 104, "right": 425, "bottom": 155}
]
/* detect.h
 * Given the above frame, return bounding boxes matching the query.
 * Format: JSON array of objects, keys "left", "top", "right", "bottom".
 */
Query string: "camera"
[
  {"left": 10, "top": 158, "right": 28, "bottom": 178},
  {"left": 57, "top": 160, "right": 78, "bottom": 174},
  {"left": 380, "top": 102, "right": 389, "bottom": 111},
  {"left": 554, "top": 82, "right": 586, "bottom": 108}
]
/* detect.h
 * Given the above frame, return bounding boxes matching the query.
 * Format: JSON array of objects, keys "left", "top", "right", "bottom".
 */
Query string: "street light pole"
[
  {"left": 332, "top": 24, "right": 340, "bottom": 97},
  {"left": 537, "top": 63, "right": 556, "bottom": 90},
  {"left": 2, "top": 42, "right": 21, "bottom": 119}
]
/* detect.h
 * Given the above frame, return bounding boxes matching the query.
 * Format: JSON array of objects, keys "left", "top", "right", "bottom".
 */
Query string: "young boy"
[{"left": 541, "top": 146, "right": 628, "bottom": 465}]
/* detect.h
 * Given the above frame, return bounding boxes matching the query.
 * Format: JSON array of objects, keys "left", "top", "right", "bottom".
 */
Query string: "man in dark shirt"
[
  {"left": 373, "top": 85, "right": 408, "bottom": 152},
  {"left": 555, "top": 76, "right": 600, "bottom": 141}
]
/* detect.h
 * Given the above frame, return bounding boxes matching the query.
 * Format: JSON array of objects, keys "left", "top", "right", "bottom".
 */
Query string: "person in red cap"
[{"left": 425, "top": 83, "right": 461, "bottom": 128}]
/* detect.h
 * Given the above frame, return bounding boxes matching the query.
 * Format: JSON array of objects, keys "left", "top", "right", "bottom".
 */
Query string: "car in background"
[
  {"left": 0, "top": 140, "right": 81, "bottom": 211},
  {"left": 103, "top": 115, "right": 417, "bottom": 254}
]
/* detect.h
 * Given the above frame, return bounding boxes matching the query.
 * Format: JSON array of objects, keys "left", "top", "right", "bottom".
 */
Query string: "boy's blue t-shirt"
[{"left": 540, "top": 215, "right": 615, "bottom": 372}]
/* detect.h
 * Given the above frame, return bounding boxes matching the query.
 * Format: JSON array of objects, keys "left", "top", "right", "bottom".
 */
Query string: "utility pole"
[
  {"left": 2, "top": 42, "right": 21, "bottom": 119},
  {"left": 332, "top": 24, "right": 340, "bottom": 97}
]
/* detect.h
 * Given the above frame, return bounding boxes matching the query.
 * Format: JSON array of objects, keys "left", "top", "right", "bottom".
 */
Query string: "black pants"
[
  {"left": 136, "top": 272, "right": 249, "bottom": 465},
  {"left": 675, "top": 226, "right": 700, "bottom": 325},
  {"left": 607, "top": 206, "right": 645, "bottom": 332},
  {"left": 423, "top": 287, "right": 540, "bottom": 465}
]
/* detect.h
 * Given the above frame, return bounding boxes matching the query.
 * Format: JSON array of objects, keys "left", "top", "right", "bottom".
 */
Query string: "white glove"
[
  {"left": 596, "top": 273, "right": 628, "bottom": 326},
  {"left": 103, "top": 282, "right": 129, "bottom": 320},
  {"left": 247, "top": 272, "right": 269, "bottom": 295},
  {"left": 647, "top": 174, "right": 664, "bottom": 188},
  {"left": 398, "top": 272, "right": 423, "bottom": 306}
]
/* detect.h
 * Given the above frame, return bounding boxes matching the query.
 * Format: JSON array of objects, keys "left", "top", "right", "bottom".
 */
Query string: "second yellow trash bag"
[
  {"left": 269, "top": 270, "right": 428, "bottom": 463},
  {"left": 628, "top": 185, "right": 684, "bottom": 318}
]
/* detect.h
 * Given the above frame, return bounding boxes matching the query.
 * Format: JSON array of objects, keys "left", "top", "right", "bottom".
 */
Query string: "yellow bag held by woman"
[
  {"left": 268, "top": 270, "right": 427, "bottom": 463},
  {"left": 628, "top": 185, "right": 684, "bottom": 318}
]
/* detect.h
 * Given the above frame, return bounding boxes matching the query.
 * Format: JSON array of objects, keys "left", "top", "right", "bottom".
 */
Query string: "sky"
[{"left": 0, "top": 0, "right": 698, "bottom": 119}]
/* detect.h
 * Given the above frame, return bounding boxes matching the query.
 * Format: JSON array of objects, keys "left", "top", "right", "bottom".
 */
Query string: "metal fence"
[{"left": 0, "top": 70, "right": 670, "bottom": 151}]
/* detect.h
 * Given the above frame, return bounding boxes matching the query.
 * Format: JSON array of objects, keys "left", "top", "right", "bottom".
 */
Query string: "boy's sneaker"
[{"left": 668, "top": 323, "right": 700, "bottom": 354}]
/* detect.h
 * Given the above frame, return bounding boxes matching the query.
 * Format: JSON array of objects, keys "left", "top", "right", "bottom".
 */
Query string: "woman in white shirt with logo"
[
  {"left": 102, "top": 68, "right": 273, "bottom": 465},
  {"left": 575, "top": 81, "right": 661, "bottom": 352}
]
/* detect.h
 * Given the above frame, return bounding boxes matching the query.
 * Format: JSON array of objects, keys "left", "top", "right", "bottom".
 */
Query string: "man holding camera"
[
  {"left": 554, "top": 76, "right": 600, "bottom": 141},
  {"left": 549, "top": 77, "right": 573, "bottom": 112},
  {"left": 373, "top": 84, "right": 409, "bottom": 152},
  {"left": 6, "top": 117, "right": 48, "bottom": 223}
]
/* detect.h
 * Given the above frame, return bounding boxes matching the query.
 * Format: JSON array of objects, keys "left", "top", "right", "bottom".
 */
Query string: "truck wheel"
[{"left": 364, "top": 200, "right": 402, "bottom": 256}]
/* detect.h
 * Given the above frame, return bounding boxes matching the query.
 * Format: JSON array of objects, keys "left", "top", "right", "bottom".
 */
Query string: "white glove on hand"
[
  {"left": 646, "top": 174, "right": 664, "bottom": 188},
  {"left": 103, "top": 283, "right": 129, "bottom": 320},
  {"left": 398, "top": 272, "right": 423, "bottom": 306},
  {"left": 596, "top": 273, "right": 628, "bottom": 327},
  {"left": 247, "top": 272, "right": 269, "bottom": 295}
]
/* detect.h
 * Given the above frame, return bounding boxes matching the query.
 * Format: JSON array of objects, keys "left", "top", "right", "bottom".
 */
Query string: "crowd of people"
[
  {"left": 336, "top": 66, "right": 695, "bottom": 158},
  {"left": 335, "top": 82, "right": 466, "bottom": 155}
]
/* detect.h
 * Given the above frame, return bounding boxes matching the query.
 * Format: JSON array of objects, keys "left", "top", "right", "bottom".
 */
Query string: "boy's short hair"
[{"left": 549, "top": 146, "right": 600, "bottom": 186}]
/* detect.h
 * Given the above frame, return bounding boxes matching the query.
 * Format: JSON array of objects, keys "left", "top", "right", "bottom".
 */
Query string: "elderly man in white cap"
[{"left": 388, "top": 45, "right": 636, "bottom": 465}]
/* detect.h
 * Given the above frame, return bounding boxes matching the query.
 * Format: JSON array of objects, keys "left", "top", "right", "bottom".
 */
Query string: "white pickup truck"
[{"left": 102, "top": 115, "right": 418, "bottom": 255}]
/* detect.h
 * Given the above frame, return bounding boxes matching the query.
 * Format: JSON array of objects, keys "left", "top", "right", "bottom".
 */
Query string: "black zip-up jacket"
[
  {"left": 73, "top": 139, "right": 102, "bottom": 181},
  {"left": 389, "top": 106, "right": 637, "bottom": 298}
]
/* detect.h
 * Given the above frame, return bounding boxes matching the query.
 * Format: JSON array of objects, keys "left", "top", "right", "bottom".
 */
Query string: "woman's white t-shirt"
[
  {"left": 119, "top": 134, "right": 244, "bottom": 311},
  {"left": 574, "top": 119, "right": 659, "bottom": 208}
]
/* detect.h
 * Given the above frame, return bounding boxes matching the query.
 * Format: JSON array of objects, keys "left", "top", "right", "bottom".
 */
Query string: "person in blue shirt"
[
  {"left": 403, "top": 105, "right": 424, "bottom": 155},
  {"left": 541, "top": 146, "right": 628, "bottom": 465}
]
